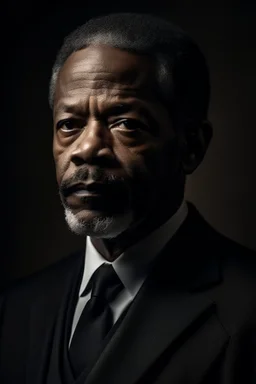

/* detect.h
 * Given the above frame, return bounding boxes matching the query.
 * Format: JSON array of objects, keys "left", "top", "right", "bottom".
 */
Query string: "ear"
[{"left": 181, "top": 120, "right": 213, "bottom": 175}]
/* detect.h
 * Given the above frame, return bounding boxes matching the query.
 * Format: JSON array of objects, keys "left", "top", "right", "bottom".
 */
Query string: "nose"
[{"left": 70, "top": 120, "right": 115, "bottom": 166}]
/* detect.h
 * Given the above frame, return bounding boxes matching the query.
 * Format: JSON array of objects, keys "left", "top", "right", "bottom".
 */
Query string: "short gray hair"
[{"left": 49, "top": 13, "right": 210, "bottom": 123}]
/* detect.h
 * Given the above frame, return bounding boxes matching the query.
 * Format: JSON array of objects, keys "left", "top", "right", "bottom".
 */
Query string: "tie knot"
[{"left": 83, "top": 263, "right": 123, "bottom": 303}]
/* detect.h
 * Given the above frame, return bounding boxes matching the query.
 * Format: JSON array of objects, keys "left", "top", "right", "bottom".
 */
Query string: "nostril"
[
  {"left": 71, "top": 156, "right": 87, "bottom": 167},
  {"left": 97, "top": 147, "right": 114, "bottom": 158}
]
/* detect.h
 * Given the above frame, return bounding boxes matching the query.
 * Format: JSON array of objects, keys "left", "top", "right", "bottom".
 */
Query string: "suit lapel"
[
  {"left": 86, "top": 287, "right": 215, "bottom": 384},
  {"left": 84, "top": 208, "right": 226, "bottom": 384},
  {"left": 26, "top": 251, "right": 84, "bottom": 384},
  {"left": 84, "top": 272, "right": 219, "bottom": 384}
]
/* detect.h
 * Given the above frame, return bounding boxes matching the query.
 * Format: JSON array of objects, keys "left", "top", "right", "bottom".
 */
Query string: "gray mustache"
[{"left": 60, "top": 167, "right": 125, "bottom": 193}]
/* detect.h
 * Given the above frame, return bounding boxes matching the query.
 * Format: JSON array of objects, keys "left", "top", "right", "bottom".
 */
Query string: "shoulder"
[
  {"left": 186, "top": 202, "right": 256, "bottom": 304},
  {"left": 0, "top": 250, "right": 84, "bottom": 307},
  {"left": 187, "top": 202, "right": 255, "bottom": 259},
  {"left": 201, "top": 224, "right": 256, "bottom": 335}
]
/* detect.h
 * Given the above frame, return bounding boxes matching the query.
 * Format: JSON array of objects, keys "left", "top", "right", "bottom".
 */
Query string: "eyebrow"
[
  {"left": 54, "top": 100, "right": 154, "bottom": 121},
  {"left": 103, "top": 103, "right": 133, "bottom": 116}
]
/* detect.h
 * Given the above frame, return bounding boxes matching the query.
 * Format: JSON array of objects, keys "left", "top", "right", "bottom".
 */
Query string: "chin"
[{"left": 64, "top": 207, "right": 133, "bottom": 239}]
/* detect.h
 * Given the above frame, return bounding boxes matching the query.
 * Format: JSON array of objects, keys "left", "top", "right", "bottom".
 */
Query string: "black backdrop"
[{"left": 2, "top": 0, "right": 256, "bottom": 290}]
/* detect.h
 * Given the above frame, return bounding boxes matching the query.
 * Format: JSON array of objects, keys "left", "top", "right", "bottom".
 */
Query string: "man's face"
[{"left": 53, "top": 45, "right": 183, "bottom": 238}]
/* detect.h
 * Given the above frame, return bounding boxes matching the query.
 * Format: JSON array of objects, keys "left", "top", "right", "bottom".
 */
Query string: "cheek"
[
  {"left": 53, "top": 141, "right": 69, "bottom": 186},
  {"left": 119, "top": 142, "right": 166, "bottom": 204},
  {"left": 127, "top": 137, "right": 182, "bottom": 196},
  {"left": 54, "top": 160, "right": 63, "bottom": 186},
  {"left": 114, "top": 132, "right": 163, "bottom": 171},
  {"left": 130, "top": 143, "right": 168, "bottom": 179}
]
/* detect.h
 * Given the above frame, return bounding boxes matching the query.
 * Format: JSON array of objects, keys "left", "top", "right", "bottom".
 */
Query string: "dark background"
[{"left": 2, "top": 0, "right": 256, "bottom": 290}]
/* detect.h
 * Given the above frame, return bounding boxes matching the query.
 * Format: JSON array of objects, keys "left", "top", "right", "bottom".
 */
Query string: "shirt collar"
[{"left": 79, "top": 200, "right": 188, "bottom": 298}]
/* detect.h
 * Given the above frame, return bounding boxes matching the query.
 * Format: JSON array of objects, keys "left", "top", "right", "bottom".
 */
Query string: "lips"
[
  {"left": 63, "top": 183, "right": 104, "bottom": 197},
  {"left": 62, "top": 183, "right": 108, "bottom": 211},
  {"left": 61, "top": 180, "right": 130, "bottom": 213}
]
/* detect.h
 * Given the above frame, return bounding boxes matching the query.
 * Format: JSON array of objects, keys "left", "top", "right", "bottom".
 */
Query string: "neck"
[{"left": 91, "top": 199, "right": 184, "bottom": 261}]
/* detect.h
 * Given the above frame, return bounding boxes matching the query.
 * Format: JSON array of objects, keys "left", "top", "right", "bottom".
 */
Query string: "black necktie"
[{"left": 69, "top": 263, "right": 123, "bottom": 378}]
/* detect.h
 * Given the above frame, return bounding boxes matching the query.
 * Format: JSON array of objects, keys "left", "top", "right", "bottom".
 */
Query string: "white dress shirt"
[{"left": 69, "top": 201, "right": 188, "bottom": 345}]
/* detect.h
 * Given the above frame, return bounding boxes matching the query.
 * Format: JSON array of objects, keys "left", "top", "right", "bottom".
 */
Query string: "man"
[{"left": 0, "top": 12, "right": 255, "bottom": 384}]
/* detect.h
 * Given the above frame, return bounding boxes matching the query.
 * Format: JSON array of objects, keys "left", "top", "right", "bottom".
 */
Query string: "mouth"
[
  {"left": 63, "top": 183, "right": 105, "bottom": 198},
  {"left": 61, "top": 180, "right": 130, "bottom": 213},
  {"left": 71, "top": 190, "right": 99, "bottom": 197}
]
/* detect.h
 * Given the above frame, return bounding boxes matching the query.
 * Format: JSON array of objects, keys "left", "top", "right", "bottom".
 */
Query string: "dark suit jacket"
[{"left": 0, "top": 203, "right": 256, "bottom": 384}]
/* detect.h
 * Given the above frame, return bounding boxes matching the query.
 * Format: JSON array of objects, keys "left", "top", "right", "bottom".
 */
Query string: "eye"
[
  {"left": 56, "top": 119, "right": 82, "bottom": 132},
  {"left": 110, "top": 119, "right": 147, "bottom": 131}
]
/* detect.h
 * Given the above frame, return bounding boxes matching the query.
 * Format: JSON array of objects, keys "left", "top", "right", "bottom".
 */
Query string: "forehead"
[{"left": 54, "top": 45, "right": 158, "bottom": 109}]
